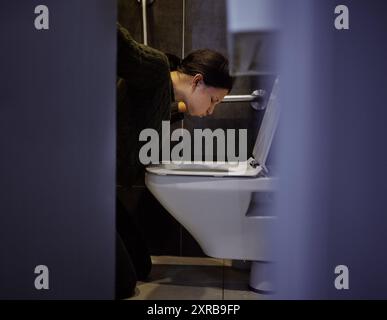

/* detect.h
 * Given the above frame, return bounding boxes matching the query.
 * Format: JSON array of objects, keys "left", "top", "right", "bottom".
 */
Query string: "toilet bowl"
[
  {"left": 145, "top": 173, "right": 277, "bottom": 260},
  {"left": 145, "top": 78, "right": 280, "bottom": 293}
]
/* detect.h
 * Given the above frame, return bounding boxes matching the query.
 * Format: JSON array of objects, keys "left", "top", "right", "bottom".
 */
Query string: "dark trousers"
[{"left": 115, "top": 194, "right": 152, "bottom": 299}]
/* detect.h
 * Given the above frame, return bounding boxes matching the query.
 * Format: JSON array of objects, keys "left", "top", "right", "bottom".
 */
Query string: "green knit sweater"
[{"left": 116, "top": 23, "right": 181, "bottom": 189}]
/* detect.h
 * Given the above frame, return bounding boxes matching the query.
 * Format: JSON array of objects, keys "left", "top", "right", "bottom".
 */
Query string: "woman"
[{"left": 115, "top": 23, "right": 233, "bottom": 299}]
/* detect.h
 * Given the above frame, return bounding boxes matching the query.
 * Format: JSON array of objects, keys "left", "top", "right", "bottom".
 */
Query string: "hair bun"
[{"left": 165, "top": 53, "right": 183, "bottom": 71}]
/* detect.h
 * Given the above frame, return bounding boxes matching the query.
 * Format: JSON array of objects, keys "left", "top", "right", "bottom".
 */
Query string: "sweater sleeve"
[{"left": 117, "top": 23, "right": 170, "bottom": 89}]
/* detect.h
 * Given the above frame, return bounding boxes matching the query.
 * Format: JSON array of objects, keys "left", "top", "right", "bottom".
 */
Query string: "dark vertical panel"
[
  {"left": 0, "top": 0, "right": 116, "bottom": 299},
  {"left": 275, "top": 0, "right": 338, "bottom": 299},
  {"left": 326, "top": 0, "right": 387, "bottom": 298},
  {"left": 275, "top": 0, "right": 387, "bottom": 298}
]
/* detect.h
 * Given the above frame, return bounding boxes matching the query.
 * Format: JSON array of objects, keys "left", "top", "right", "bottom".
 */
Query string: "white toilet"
[{"left": 145, "top": 79, "right": 279, "bottom": 293}]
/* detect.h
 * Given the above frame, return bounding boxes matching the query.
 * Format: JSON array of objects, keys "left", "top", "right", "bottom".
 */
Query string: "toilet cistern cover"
[{"left": 252, "top": 77, "right": 280, "bottom": 171}]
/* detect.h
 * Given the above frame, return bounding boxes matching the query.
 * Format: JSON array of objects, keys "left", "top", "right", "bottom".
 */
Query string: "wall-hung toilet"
[{"left": 145, "top": 79, "right": 280, "bottom": 293}]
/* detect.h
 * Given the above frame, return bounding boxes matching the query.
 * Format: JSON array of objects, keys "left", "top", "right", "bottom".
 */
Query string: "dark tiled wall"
[
  {"left": 118, "top": 0, "right": 182, "bottom": 57},
  {"left": 184, "top": 0, "right": 228, "bottom": 55},
  {"left": 184, "top": 0, "right": 275, "bottom": 161},
  {"left": 117, "top": 0, "right": 273, "bottom": 257}
]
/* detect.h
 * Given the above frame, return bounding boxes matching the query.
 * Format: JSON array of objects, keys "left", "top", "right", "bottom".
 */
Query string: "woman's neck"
[{"left": 170, "top": 71, "right": 188, "bottom": 102}]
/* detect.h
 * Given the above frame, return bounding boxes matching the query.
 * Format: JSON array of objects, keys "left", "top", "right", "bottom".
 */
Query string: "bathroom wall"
[
  {"left": 184, "top": 0, "right": 275, "bottom": 162},
  {"left": 117, "top": 0, "right": 274, "bottom": 257},
  {"left": 118, "top": 0, "right": 183, "bottom": 56}
]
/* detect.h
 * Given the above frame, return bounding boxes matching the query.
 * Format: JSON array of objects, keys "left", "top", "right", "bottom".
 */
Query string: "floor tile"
[
  {"left": 223, "top": 288, "right": 264, "bottom": 300},
  {"left": 128, "top": 283, "right": 223, "bottom": 300},
  {"left": 147, "top": 259, "right": 223, "bottom": 287},
  {"left": 127, "top": 256, "right": 263, "bottom": 300}
]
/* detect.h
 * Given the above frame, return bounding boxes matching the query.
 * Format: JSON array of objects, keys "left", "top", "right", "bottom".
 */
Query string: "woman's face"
[{"left": 184, "top": 74, "right": 229, "bottom": 117}]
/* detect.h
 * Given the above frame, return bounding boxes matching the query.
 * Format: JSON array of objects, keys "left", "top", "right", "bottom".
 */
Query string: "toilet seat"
[{"left": 145, "top": 157, "right": 263, "bottom": 177}]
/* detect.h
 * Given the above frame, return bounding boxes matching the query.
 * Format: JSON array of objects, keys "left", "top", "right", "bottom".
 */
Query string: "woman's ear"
[{"left": 192, "top": 73, "right": 204, "bottom": 88}]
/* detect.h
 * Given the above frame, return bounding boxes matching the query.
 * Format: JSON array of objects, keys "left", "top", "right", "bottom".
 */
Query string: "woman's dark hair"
[{"left": 166, "top": 50, "right": 234, "bottom": 92}]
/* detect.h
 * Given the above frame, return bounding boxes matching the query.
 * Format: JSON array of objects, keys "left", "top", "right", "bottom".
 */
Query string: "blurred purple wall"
[
  {"left": 0, "top": 1, "right": 116, "bottom": 299},
  {"left": 275, "top": 0, "right": 387, "bottom": 299}
]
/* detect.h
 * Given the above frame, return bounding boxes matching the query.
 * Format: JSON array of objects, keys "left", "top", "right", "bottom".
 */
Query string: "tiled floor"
[{"left": 127, "top": 256, "right": 265, "bottom": 300}]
